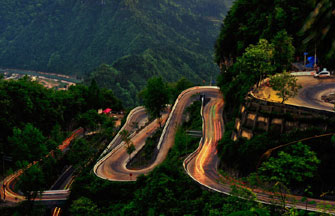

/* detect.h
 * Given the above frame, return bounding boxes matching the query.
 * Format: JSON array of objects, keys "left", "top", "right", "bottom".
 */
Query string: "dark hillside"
[{"left": 0, "top": 0, "right": 233, "bottom": 106}]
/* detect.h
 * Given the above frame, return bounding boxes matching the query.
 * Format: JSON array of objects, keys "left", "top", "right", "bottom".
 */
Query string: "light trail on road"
[
  {"left": 184, "top": 94, "right": 226, "bottom": 192},
  {"left": 183, "top": 82, "right": 335, "bottom": 214},
  {"left": 95, "top": 113, "right": 168, "bottom": 181},
  {"left": 2, "top": 80, "right": 328, "bottom": 212},
  {"left": 0, "top": 128, "right": 84, "bottom": 203},
  {"left": 94, "top": 87, "right": 221, "bottom": 181}
]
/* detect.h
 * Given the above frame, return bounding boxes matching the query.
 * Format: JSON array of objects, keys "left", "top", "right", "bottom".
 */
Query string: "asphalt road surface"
[
  {"left": 0, "top": 128, "right": 84, "bottom": 203},
  {"left": 4, "top": 77, "right": 335, "bottom": 213},
  {"left": 94, "top": 87, "right": 221, "bottom": 181},
  {"left": 96, "top": 83, "right": 335, "bottom": 213},
  {"left": 255, "top": 76, "right": 335, "bottom": 112},
  {"left": 184, "top": 79, "right": 335, "bottom": 214}
]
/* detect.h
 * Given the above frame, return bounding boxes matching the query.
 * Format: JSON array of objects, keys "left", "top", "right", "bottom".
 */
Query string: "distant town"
[{"left": 0, "top": 68, "right": 80, "bottom": 90}]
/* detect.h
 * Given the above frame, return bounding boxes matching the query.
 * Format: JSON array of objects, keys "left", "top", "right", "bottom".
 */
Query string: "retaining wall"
[{"left": 232, "top": 94, "right": 335, "bottom": 140}]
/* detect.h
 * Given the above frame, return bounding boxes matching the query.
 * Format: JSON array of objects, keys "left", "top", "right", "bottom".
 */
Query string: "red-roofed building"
[{"left": 103, "top": 108, "right": 112, "bottom": 114}]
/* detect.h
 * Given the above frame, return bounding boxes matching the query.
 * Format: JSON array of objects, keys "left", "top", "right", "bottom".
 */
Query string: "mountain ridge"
[{"left": 0, "top": 0, "right": 233, "bottom": 106}]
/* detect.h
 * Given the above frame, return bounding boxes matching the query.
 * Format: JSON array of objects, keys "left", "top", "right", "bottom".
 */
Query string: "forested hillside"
[
  {"left": 215, "top": 0, "right": 315, "bottom": 66},
  {"left": 213, "top": 0, "right": 335, "bottom": 209},
  {"left": 214, "top": 0, "right": 321, "bottom": 115},
  {"left": 0, "top": 76, "right": 122, "bottom": 170},
  {"left": 0, "top": 0, "right": 233, "bottom": 106}
]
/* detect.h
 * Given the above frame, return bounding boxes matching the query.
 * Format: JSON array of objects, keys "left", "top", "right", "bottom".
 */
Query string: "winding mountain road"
[
  {"left": 184, "top": 77, "right": 335, "bottom": 214},
  {"left": 183, "top": 92, "right": 226, "bottom": 193},
  {"left": 255, "top": 76, "right": 335, "bottom": 112},
  {"left": 2, "top": 75, "right": 334, "bottom": 214},
  {"left": 0, "top": 128, "right": 84, "bottom": 203},
  {"left": 94, "top": 87, "right": 221, "bottom": 181},
  {"left": 96, "top": 76, "right": 335, "bottom": 213}
]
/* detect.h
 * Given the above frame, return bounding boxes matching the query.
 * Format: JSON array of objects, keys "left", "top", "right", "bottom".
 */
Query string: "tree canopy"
[
  {"left": 272, "top": 30, "right": 295, "bottom": 72},
  {"left": 0, "top": 77, "right": 122, "bottom": 171},
  {"left": 139, "top": 76, "right": 169, "bottom": 120},
  {"left": 17, "top": 164, "right": 47, "bottom": 201},
  {"left": 8, "top": 123, "right": 47, "bottom": 163},
  {"left": 215, "top": 0, "right": 315, "bottom": 66},
  {"left": 236, "top": 39, "right": 275, "bottom": 85},
  {"left": 258, "top": 142, "right": 320, "bottom": 186},
  {"left": 69, "top": 197, "right": 100, "bottom": 216},
  {"left": 269, "top": 72, "right": 302, "bottom": 103},
  {"left": 217, "top": 39, "right": 280, "bottom": 114}
]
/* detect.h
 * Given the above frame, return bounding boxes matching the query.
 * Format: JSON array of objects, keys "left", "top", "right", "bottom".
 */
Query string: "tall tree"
[
  {"left": 77, "top": 109, "right": 104, "bottom": 131},
  {"left": 272, "top": 30, "right": 295, "bottom": 72},
  {"left": 258, "top": 142, "right": 320, "bottom": 187},
  {"left": 67, "top": 138, "right": 94, "bottom": 167},
  {"left": 269, "top": 72, "right": 302, "bottom": 104},
  {"left": 17, "top": 164, "right": 47, "bottom": 201},
  {"left": 237, "top": 39, "right": 275, "bottom": 86},
  {"left": 215, "top": 0, "right": 315, "bottom": 67},
  {"left": 87, "top": 79, "right": 102, "bottom": 110},
  {"left": 168, "top": 77, "right": 194, "bottom": 102},
  {"left": 139, "top": 76, "right": 169, "bottom": 122},
  {"left": 8, "top": 123, "right": 47, "bottom": 163}
]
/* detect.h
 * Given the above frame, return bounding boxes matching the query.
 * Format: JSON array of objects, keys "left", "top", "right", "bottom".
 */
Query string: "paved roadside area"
[{"left": 253, "top": 76, "right": 335, "bottom": 111}]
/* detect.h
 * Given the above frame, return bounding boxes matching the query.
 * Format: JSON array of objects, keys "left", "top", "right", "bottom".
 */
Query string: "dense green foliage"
[
  {"left": 272, "top": 30, "right": 296, "bottom": 72},
  {"left": 8, "top": 123, "right": 48, "bottom": 163},
  {"left": 214, "top": 0, "right": 335, "bottom": 202},
  {"left": 77, "top": 109, "right": 107, "bottom": 131},
  {"left": 0, "top": 77, "right": 122, "bottom": 173},
  {"left": 0, "top": 204, "right": 46, "bottom": 216},
  {"left": 168, "top": 77, "right": 194, "bottom": 103},
  {"left": 87, "top": 65, "right": 196, "bottom": 107},
  {"left": 184, "top": 100, "right": 203, "bottom": 131},
  {"left": 258, "top": 142, "right": 320, "bottom": 186},
  {"left": 69, "top": 196, "right": 100, "bottom": 216},
  {"left": 214, "top": 0, "right": 314, "bottom": 65},
  {"left": 128, "top": 128, "right": 162, "bottom": 169},
  {"left": 67, "top": 138, "right": 95, "bottom": 168},
  {"left": 302, "top": 0, "right": 335, "bottom": 68},
  {"left": 269, "top": 72, "right": 302, "bottom": 103},
  {"left": 236, "top": 39, "right": 275, "bottom": 85},
  {"left": 213, "top": 0, "right": 327, "bottom": 117},
  {"left": 0, "top": 0, "right": 233, "bottom": 106},
  {"left": 139, "top": 76, "right": 169, "bottom": 120},
  {"left": 218, "top": 126, "right": 335, "bottom": 196},
  {"left": 217, "top": 39, "right": 280, "bottom": 116},
  {"left": 16, "top": 149, "right": 61, "bottom": 198},
  {"left": 15, "top": 127, "right": 112, "bottom": 203},
  {"left": 17, "top": 164, "right": 47, "bottom": 201}
]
